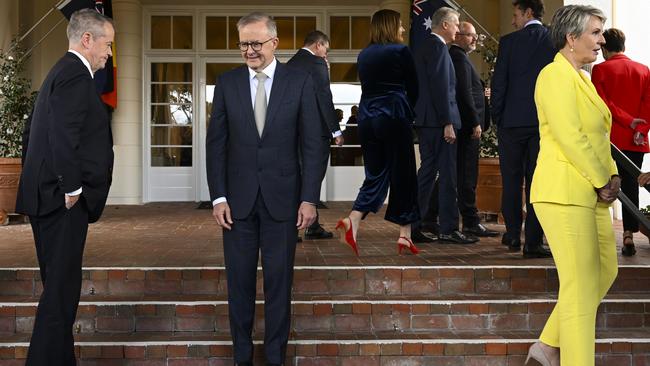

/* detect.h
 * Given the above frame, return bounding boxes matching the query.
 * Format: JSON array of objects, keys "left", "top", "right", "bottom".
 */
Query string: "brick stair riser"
[
  {"left": 0, "top": 342, "right": 648, "bottom": 366},
  {"left": 1, "top": 267, "right": 649, "bottom": 297},
  {"left": 1, "top": 301, "right": 648, "bottom": 335}
]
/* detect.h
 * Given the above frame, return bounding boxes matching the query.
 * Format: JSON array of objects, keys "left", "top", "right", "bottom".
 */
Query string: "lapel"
[
  {"left": 261, "top": 61, "right": 289, "bottom": 140},
  {"left": 235, "top": 66, "right": 259, "bottom": 140}
]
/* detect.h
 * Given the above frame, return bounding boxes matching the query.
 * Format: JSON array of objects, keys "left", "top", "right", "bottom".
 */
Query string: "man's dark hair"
[
  {"left": 602, "top": 28, "right": 626, "bottom": 53},
  {"left": 513, "top": 0, "right": 545, "bottom": 20},
  {"left": 303, "top": 30, "right": 329, "bottom": 47}
]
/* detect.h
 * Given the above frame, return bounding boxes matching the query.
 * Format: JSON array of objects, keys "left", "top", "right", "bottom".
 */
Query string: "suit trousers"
[
  {"left": 223, "top": 193, "right": 297, "bottom": 364},
  {"left": 352, "top": 116, "right": 419, "bottom": 225},
  {"left": 426, "top": 128, "right": 481, "bottom": 228},
  {"left": 26, "top": 202, "right": 89, "bottom": 366},
  {"left": 415, "top": 127, "right": 459, "bottom": 234},
  {"left": 616, "top": 150, "right": 645, "bottom": 232},
  {"left": 534, "top": 202, "right": 618, "bottom": 366},
  {"left": 308, "top": 135, "right": 332, "bottom": 230},
  {"left": 497, "top": 126, "right": 543, "bottom": 247}
]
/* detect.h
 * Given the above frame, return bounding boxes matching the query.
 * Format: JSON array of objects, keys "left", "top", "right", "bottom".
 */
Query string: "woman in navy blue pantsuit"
[{"left": 336, "top": 9, "right": 420, "bottom": 256}]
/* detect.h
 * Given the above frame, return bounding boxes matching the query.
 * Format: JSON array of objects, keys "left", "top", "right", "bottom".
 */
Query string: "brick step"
[
  {"left": 1, "top": 330, "right": 649, "bottom": 366},
  {"left": 2, "top": 295, "right": 649, "bottom": 335},
  {"left": 2, "top": 265, "right": 649, "bottom": 298}
]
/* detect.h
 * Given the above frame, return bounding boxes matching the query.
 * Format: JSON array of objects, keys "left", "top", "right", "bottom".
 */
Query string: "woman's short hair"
[
  {"left": 67, "top": 9, "right": 113, "bottom": 43},
  {"left": 550, "top": 5, "right": 606, "bottom": 51},
  {"left": 602, "top": 28, "right": 626, "bottom": 53},
  {"left": 237, "top": 12, "right": 278, "bottom": 38},
  {"left": 370, "top": 9, "right": 401, "bottom": 44}
]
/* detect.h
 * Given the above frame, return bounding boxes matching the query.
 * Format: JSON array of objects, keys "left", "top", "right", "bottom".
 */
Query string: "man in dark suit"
[
  {"left": 449, "top": 21, "right": 499, "bottom": 238},
  {"left": 491, "top": 0, "right": 554, "bottom": 258},
  {"left": 412, "top": 7, "right": 476, "bottom": 244},
  {"left": 287, "top": 30, "right": 344, "bottom": 241},
  {"left": 206, "top": 12, "right": 322, "bottom": 366},
  {"left": 15, "top": 9, "right": 115, "bottom": 365}
]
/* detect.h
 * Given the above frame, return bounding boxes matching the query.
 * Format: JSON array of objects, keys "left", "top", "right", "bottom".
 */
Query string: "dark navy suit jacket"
[
  {"left": 205, "top": 61, "right": 322, "bottom": 221},
  {"left": 490, "top": 23, "right": 555, "bottom": 128},
  {"left": 17, "top": 52, "right": 113, "bottom": 223},
  {"left": 449, "top": 44, "right": 485, "bottom": 130},
  {"left": 413, "top": 34, "right": 461, "bottom": 129},
  {"left": 287, "top": 48, "right": 339, "bottom": 138}
]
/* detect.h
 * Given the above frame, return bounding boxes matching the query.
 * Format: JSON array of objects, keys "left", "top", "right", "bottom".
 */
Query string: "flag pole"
[
  {"left": 8, "top": 0, "right": 69, "bottom": 53},
  {"left": 445, "top": 0, "right": 499, "bottom": 44}
]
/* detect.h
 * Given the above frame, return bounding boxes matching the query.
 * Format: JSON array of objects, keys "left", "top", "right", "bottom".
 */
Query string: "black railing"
[{"left": 610, "top": 143, "right": 650, "bottom": 232}]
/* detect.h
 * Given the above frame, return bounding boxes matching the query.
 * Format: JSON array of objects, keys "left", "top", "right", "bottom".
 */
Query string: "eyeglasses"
[
  {"left": 457, "top": 32, "right": 479, "bottom": 40},
  {"left": 236, "top": 38, "right": 275, "bottom": 52}
]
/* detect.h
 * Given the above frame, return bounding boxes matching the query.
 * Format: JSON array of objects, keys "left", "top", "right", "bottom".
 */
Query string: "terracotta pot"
[
  {"left": 0, "top": 158, "right": 22, "bottom": 224},
  {"left": 476, "top": 157, "right": 502, "bottom": 214}
]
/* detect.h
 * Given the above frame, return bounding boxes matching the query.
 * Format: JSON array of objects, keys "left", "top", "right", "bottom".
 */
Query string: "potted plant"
[
  {"left": 0, "top": 39, "right": 37, "bottom": 225},
  {"left": 474, "top": 34, "right": 502, "bottom": 215}
]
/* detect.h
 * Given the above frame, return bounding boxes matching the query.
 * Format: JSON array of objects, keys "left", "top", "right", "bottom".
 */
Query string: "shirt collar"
[
  {"left": 248, "top": 57, "right": 277, "bottom": 81},
  {"left": 524, "top": 19, "right": 543, "bottom": 27},
  {"left": 431, "top": 32, "right": 446, "bottom": 44},
  {"left": 301, "top": 47, "right": 315, "bottom": 55},
  {"left": 68, "top": 49, "right": 94, "bottom": 78}
]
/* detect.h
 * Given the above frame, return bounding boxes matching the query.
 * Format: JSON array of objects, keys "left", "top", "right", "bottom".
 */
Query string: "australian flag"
[{"left": 410, "top": 0, "right": 456, "bottom": 52}]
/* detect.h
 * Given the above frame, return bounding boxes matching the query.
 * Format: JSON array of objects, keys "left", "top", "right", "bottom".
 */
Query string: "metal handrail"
[{"left": 610, "top": 143, "right": 650, "bottom": 232}]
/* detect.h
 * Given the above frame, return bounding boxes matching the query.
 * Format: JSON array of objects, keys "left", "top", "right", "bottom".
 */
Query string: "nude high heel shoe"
[{"left": 525, "top": 341, "right": 558, "bottom": 366}]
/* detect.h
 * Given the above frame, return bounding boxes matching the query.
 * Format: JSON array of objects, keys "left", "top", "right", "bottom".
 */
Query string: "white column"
[{"left": 109, "top": 0, "right": 143, "bottom": 205}]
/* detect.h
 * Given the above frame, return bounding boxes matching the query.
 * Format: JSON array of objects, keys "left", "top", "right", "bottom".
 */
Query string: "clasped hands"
[
  {"left": 596, "top": 176, "right": 621, "bottom": 203},
  {"left": 212, "top": 201, "right": 317, "bottom": 230},
  {"left": 631, "top": 118, "right": 647, "bottom": 146}
]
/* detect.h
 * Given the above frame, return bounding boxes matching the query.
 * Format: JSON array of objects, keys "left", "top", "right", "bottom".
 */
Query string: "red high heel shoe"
[
  {"left": 397, "top": 236, "right": 419, "bottom": 255},
  {"left": 335, "top": 217, "right": 359, "bottom": 256}
]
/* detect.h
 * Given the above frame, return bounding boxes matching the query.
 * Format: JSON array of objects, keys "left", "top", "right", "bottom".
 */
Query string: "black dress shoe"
[
  {"left": 523, "top": 246, "right": 552, "bottom": 258},
  {"left": 420, "top": 223, "right": 439, "bottom": 236},
  {"left": 438, "top": 230, "right": 479, "bottom": 244},
  {"left": 411, "top": 229, "right": 436, "bottom": 243},
  {"left": 463, "top": 224, "right": 499, "bottom": 237},
  {"left": 304, "top": 224, "right": 334, "bottom": 239},
  {"left": 502, "top": 233, "right": 521, "bottom": 251}
]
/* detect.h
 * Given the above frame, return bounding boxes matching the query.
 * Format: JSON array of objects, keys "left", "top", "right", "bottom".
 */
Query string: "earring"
[{"left": 570, "top": 47, "right": 574, "bottom": 52}]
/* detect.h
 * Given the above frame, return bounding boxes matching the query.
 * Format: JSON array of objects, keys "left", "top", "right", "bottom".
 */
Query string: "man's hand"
[
  {"left": 633, "top": 132, "right": 646, "bottom": 146},
  {"left": 334, "top": 135, "right": 344, "bottom": 146},
  {"left": 65, "top": 194, "right": 79, "bottom": 209},
  {"left": 639, "top": 173, "right": 650, "bottom": 187},
  {"left": 631, "top": 118, "right": 647, "bottom": 130},
  {"left": 471, "top": 125, "right": 482, "bottom": 139},
  {"left": 212, "top": 202, "right": 233, "bottom": 230},
  {"left": 444, "top": 124, "right": 456, "bottom": 144},
  {"left": 296, "top": 202, "right": 317, "bottom": 230}
]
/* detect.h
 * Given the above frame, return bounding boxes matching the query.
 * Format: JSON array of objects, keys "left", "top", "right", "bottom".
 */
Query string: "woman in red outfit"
[{"left": 591, "top": 28, "right": 650, "bottom": 256}]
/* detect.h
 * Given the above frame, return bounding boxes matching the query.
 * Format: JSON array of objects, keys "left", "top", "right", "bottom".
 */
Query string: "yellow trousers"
[{"left": 534, "top": 202, "right": 618, "bottom": 366}]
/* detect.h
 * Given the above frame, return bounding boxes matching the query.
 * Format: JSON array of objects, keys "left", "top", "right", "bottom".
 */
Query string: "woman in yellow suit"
[{"left": 527, "top": 5, "right": 620, "bottom": 366}]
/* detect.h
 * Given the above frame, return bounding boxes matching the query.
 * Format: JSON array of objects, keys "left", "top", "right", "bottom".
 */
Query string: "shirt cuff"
[
  {"left": 302, "top": 201, "right": 316, "bottom": 206},
  {"left": 66, "top": 187, "right": 82, "bottom": 196},
  {"left": 213, "top": 197, "right": 227, "bottom": 206},
  {"left": 332, "top": 130, "right": 342, "bottom": 138}
]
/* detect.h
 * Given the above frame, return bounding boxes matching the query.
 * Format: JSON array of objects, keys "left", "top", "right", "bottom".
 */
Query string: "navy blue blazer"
[
  {"left": 356, "top": 43, "right": 418, "bottom": 122},
  {"left": 287, "top": 48, "right": 339, "bottom": 138},
  {"left": 449, "top": 44, "right": 485, "bottom": 130},
  {"left": 490, "top": 23, "right": 555, "bottom": 128},
  {"left": 17, "top": 52, "right": 114, "bottom": 223},
  {"left": 205, "top": 62, "right": 323, "bottom": 221},
  {"left": 413, "top": 35, "right": 461, "bottom": 129}
]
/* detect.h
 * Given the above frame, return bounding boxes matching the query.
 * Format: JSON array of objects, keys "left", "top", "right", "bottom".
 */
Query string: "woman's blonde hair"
[{"left": 370, "top": 9, "right": 401, "bottom": 44}]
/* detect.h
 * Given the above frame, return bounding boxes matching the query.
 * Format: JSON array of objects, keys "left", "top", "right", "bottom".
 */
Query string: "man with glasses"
[
  {"left": 288, "top": 30, "right": 344, "bottom": 241},
  {"left": 206, "top": 12, "right": 322, "bottom": 366},
  {"left": 449, "top": 21, "right": 500, "bottom": 238}
]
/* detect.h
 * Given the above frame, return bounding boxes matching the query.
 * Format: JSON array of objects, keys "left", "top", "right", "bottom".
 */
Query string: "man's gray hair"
[
  {"left": 431, "top": 7, "right": 460, "bottom": 29},
  {"left": 67, "top": 8, "right": 113, "bottom": 43},
  {"left": 237, "top": 12, "right": 277, "bottom": 38},
  {"left": 550, "top": 5, "right": 606, "bottom": 51}
]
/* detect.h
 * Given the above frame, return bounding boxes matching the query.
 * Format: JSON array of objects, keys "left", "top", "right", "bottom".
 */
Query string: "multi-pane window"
[
  {"left": 329, "top": 16, "right": 371, "bottom": 50},
  {"left": 205, "top": 16, "right": 316, "bottom": 50},
  {"left": 151, "top": 16, "right": 193, "bottom": 49},
  {"left": 150, "top": 63, "right": 193, "bottom": 167}
]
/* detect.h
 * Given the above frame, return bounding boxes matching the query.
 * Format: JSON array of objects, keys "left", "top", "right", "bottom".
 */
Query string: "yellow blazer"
[{"left": 531, "top": 53, "right": 617, "bottom": 208}]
